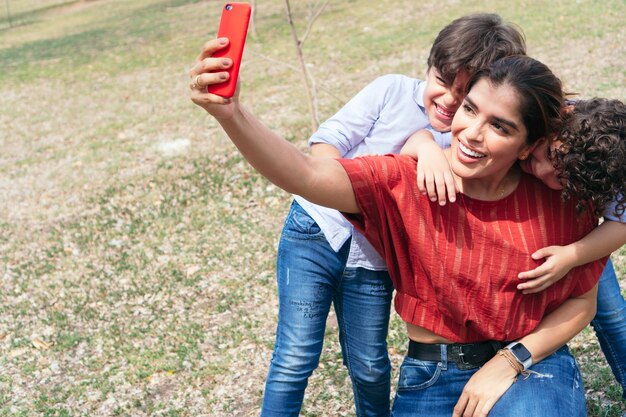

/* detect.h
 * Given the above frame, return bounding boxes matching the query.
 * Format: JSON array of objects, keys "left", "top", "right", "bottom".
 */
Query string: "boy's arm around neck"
[{"left": 563, "top": 219, "right": 626, "bottom": 266}]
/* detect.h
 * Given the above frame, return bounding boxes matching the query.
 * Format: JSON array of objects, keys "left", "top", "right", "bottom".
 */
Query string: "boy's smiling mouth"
[{"left": 435, "top": 103, "right": 456, "bottom": 119}]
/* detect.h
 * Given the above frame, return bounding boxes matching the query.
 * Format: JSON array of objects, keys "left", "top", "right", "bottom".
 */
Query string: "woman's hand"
[
  {"left": 452, "top": 354, "right": 518, "bottom": 417},
  {"left": 189, "top": 37, "right": 238, "bottom": 120},
  {"left": 516, "top": 244, "right": 577, "bottom": 294}
]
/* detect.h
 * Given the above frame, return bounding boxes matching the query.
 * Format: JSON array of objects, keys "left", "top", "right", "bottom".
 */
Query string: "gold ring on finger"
[{"left": 192, "top": 74, "right": 202, "bottom": 89}]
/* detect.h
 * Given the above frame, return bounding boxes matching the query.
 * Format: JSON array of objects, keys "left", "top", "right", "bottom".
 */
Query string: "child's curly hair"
[{"left": 551, "top": 98, "right": 626, "bottom": 218}]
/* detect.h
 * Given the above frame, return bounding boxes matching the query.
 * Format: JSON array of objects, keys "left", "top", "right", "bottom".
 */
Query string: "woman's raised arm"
[{"left": 189, "top": 38, "right": 359, "bottom": 213}]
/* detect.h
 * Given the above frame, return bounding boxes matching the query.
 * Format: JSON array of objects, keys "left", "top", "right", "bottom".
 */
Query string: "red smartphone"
[{"left": 207, "top": 3, "right": 251, "bottom": 98}]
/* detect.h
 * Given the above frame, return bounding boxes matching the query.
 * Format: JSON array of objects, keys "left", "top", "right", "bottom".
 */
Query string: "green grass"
[{"left": 1, "top": 0, "right": 625, "bottom": 416}]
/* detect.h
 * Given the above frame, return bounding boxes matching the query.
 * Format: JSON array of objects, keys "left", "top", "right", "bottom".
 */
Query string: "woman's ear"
[
  {"left": 518, "top": 149, "right": 530, "bottom": 160},
  {"left": 518, "top": 138, "right": 545, "bottom": 160}
]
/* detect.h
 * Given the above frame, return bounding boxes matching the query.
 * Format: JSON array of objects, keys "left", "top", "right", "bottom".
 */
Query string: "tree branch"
[
  {"left": 284, "top": 0, "right": 321, "bottom": 131},
  {"left": 301, "top": 0, "right": 329, "bottom": 45},
  {"left": 246, "top": 48, "right": 345, "bottom": 105}
]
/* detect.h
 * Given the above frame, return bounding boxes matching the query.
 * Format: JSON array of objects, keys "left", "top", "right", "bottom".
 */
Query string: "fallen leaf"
[
  {"left": 10, "top": 348, "right": 28, "bottom": 359},
  {"left": 186, "top": 265, "right": 201, "bottom": 277},
  {"left": 32, "top": 338, "right": 53, "bottom": 350}
]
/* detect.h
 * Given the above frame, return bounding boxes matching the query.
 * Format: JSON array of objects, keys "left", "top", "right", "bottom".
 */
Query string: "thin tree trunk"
[
  {"left": 284, "top": 0, "right": 329, "bottom": 132},
  {"left": 4, "top": 0, "right": 12, "bottom": 28}
]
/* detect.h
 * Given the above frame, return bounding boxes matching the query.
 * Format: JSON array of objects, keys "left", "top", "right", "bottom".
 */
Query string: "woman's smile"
[{"left": 458, "top": 141, "right": 486, "bottom": 159}]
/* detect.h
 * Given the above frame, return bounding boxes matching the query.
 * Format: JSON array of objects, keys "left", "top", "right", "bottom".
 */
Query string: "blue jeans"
[
  {"left": 592, "top": 258, "right": 626, "bottom": 399},
  {"left": 392, "top": 346, "right": 586, "bottom": 417},
  {"left": 261, "top": 201, "right": 394, "bottom": 417}
]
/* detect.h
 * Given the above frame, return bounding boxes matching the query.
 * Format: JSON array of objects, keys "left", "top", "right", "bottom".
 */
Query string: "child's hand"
[
  {"left": 517, "top": 245, "right": 577, "bottom": 294},
  {"left": 417, "top": 144, "right": 457, "bottom": 205},
  {"left": 400, "top": 130, "right": 457, "bottom": 205}
]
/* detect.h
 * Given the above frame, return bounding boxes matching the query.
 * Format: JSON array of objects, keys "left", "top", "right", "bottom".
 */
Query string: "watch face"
[{"left": 510, "top": 343, "right": 532, "bottom": 362}]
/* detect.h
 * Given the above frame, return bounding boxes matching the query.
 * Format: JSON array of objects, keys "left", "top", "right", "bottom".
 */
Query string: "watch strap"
[{"left": 504, "top": 342, "right": 533, "bottom": 371}]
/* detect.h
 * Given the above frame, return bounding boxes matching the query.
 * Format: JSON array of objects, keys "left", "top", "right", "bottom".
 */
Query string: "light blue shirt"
[
  {"left": 604, "top": 197, "right": 625, "bottom": 222},
  {"left": 294, "top": 74, "right": 451, "bottom": 270}
]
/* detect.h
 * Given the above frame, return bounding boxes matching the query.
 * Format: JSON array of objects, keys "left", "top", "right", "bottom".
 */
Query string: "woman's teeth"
[{"left": 459, "top": 142, "right": 486, "bottom": 158}]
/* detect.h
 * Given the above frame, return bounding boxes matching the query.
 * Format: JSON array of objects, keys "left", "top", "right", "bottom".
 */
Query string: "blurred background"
[{"left": 1, "top": 1, "right": 624, "bottom": 416}]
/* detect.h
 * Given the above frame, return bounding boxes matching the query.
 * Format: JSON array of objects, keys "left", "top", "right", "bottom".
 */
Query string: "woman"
[{"left": 190, "top": 48, "right": 605, "bottom": 416}]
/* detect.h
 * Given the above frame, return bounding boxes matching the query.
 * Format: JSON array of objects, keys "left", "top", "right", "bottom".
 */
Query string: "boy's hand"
[
  {"left": 189, "top": 38, "right": 237, "bottom": 120},
  {"left": 417, "top": 143, "right": 457, "bottom": 205},
  {"left": 517, "top": 245, "right": 577, "bottom": 294},
  {"left": 401, "top": 131, "right": 458, "bottom": 205}
]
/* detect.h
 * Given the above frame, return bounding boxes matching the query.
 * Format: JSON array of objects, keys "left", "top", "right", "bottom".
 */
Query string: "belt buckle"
[
  {"left": 458, "top": 345, "right": 469, "bottom": 365},
  {"left": 456, "top": 344, "right": 479, "bottom": 370}
]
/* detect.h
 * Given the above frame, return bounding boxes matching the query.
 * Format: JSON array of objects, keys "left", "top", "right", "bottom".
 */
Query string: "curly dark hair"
[{"left": 551, "top": 98, "right": 626, "bottom": 218}]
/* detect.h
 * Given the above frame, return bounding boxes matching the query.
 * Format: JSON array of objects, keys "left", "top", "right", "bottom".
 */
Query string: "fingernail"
[
  {"left": 222, "top": 59, "right": 231, "bottom": 67},
  {"left": 218, "top": 37, "right": 228, "bottom": 45},
  {"left": 219, "top": 73, "right": 228, "bottom": 80}
]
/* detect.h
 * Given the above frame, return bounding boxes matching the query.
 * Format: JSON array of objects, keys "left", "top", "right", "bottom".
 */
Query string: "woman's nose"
[{"left": 463, "top": 121, "right": 483, "bottom": 142}]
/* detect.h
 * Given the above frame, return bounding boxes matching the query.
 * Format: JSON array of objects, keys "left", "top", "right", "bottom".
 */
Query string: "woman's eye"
[
  {"left": 492, "top": 122, "right": 509, "bottom": 134},
  {"left": 462, "top": 104, "right": 474, "bottom": 113}
]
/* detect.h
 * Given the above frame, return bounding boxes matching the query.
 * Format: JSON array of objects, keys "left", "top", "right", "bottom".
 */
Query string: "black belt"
[{"left": 407, "top": 340, "right": 506, "bottom": 370}]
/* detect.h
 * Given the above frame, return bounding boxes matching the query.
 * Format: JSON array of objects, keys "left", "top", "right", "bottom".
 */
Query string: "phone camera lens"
[{"left": 225, "top": 4, "right": 233, "bottom": 10}]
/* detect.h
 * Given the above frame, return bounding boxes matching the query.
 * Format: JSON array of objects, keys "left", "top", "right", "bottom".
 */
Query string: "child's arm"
[
  {"left": 400, "top": 130, "right": 458, "bottom": 205},
  {"left": 517, "top": 220, "right": 626, "bottom": 294},
  {"left": 308, "top": 75, "right": 398, "bottom": 157}
]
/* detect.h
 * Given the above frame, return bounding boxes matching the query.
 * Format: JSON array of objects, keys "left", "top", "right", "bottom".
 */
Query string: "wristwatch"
[{"left": 504, "top": 342, "right": 533, "bottom": 371}]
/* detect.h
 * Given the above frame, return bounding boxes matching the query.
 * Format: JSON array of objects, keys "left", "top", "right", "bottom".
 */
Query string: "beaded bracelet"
[{"left": 497, "top": 349, "right": 541, "bottom": 380}]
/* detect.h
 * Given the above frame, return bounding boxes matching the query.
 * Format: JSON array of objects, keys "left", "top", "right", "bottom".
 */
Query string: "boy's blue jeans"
[
  {"left": 593, "top": 258, "right": 626, "bottom": 399},
  {"left": 392, "top": 346, "right": 586, "bottom": 416},
  {"left": 261, "top": 201, "right": 394, "bottom": 417}
]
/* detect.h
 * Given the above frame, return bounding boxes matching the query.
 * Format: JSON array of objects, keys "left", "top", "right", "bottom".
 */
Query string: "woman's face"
[
  {"left": 450, "top": 78, "right": 532, "bottom": 182},
  {"left": 519, "top": 139, "right": 564, "bottom": 190}
]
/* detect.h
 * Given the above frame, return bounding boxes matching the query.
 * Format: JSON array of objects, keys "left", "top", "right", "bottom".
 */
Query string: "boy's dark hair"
[
  {"left": 467, "top": 55, "right": 564, "bottom": 146},
  {"left": 427, "top": 13, "right": 526, "bottom": 87},
  {"left": 552, "top": 98, "right": 626, "bottom": 217}
]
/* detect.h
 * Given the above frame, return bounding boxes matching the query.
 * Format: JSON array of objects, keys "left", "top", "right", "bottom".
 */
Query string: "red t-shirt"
[{"left": 340, "top": 154, "right": 606, "bottom": 343}]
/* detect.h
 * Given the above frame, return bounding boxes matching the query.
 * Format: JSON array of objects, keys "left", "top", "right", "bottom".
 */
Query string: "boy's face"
[
  {"left": 423, "top": 68, "right": 470, "bottom": 132},
  {"left": 519, "top": 138, "right": 564, "bottom": 190}
]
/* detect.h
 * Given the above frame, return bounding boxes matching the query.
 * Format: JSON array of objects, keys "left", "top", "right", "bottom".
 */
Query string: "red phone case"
[{"left": 207, "top": 3, "right": 251, "bottom": 98}]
